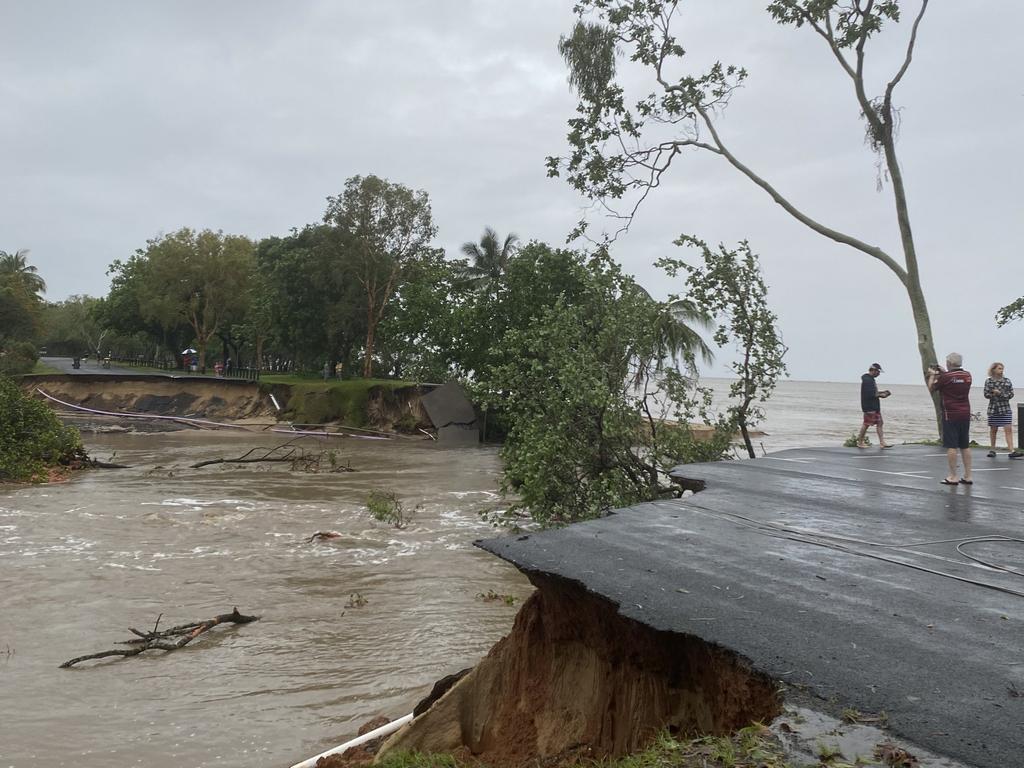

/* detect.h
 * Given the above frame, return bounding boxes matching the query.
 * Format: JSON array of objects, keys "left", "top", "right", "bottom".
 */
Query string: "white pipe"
[
  {"left": 35, "top": 388, "right": 250, "bottom": 431},
  {"left": 289, "top": 712, "right": 413, "bottom": 768},
  {"left": 269, "top": 393, "right": 281, "bottom": 411},
  {"left": 270, "top": 427, "right": 391, "bottom": 441}
]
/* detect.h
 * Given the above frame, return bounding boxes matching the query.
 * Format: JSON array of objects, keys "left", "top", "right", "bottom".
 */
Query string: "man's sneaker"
[
  {"left": 987, "top": 450, "right": 997, "bottom": 457},
  {"left": 1010, "top": 451, "right": 1024, "bottom": 459}
]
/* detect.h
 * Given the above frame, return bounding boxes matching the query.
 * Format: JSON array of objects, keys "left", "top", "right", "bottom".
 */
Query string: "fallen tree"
[
  {"left": 190, "top": 441, "right": 354, "bottom": 472},
  {"left": 60, "top": 607, "right": 259, "bottom": 668}
]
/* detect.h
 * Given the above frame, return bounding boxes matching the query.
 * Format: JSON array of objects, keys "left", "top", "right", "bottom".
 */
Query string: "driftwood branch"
[
  {"left": 190, "top": 441, "right": 354, "bottom": 472},
  {"left": 60, "top": 607, "right": 260, "bottom": 668}
]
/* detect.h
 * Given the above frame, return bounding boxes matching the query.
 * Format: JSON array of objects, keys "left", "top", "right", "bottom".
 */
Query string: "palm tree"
[
  {"left": 657, "top": 296, "right": 714, "bottom": 367},
  {"left": 0, "top": 249, "right": 46, "bottom": 295},
  {"left": 459, "top": 228, "right": 519, "bottom": 293}
]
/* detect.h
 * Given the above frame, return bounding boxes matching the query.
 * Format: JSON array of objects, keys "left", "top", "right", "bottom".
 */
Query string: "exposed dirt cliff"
[
  {"left": 28, "top": 375, "right": 271, "bottom": 420},
  {"left": 378, "top": 572, "right": 781, "bottom": 767}
]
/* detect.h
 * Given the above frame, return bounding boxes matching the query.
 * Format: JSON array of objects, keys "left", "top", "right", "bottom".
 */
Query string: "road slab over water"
[{"left": 479, "top": 445, "right": 1024, "bottom": 768}]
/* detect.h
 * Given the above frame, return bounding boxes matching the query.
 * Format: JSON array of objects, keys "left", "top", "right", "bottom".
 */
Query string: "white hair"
[{"left": 946, "top": 352, "right": 963, "bottom": 368}]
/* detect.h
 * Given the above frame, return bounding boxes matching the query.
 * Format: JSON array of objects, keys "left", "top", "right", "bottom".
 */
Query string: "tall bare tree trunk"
[
  {"left": 363, "top": 301, "right": 376, "bottom": 378},
  {"left": 883, "top": 128, "right": 942, "bottom": 434}
]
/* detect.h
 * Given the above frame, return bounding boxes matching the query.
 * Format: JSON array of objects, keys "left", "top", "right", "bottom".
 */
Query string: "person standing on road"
[
  {"left": 983, "top": 362, "right": 1023, "bottom": 458},
  {"left": 928, "top": 353, "right": 974, "bottom": 485},
  {"left": 856, "top": 362, "right": 892, "bottom": 448}
]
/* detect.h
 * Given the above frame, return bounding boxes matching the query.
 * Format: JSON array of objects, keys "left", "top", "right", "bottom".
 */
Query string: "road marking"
[
  {"left": 764, "top": 457, "right": 814, "bottom": 464},
  {"left": 855, "top": 468, "right": 932, "bottom": 478},
  {"left": 1000, "top": 486, "right": 1024, "bottom": 492},
  {"left": 970, "top": 468, "right": 1009, "bottom": 472}
]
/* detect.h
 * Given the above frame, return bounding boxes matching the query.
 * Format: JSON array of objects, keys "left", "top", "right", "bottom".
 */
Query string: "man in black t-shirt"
[{"left": 855, "top": 362, "right": 892, "bottom": 448}]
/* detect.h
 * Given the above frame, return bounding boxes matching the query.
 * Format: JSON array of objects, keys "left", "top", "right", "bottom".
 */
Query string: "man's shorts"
[
  {"left": 942, "top": 419, "right": 971, "bottom": 449},
  {"left": 862, "top": 411, "right": 883, "bottom": 426}
]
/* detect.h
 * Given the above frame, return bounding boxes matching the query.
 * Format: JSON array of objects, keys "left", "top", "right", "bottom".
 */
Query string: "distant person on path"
[
  {"left": 322, "top": 361, "right": 331, "bottom": 381},
  {"left": 983, "top": 362, "right": 1022, "bottom": 458},
  {"left": 334, "top": 361, "right": 343, "bottom": 379},
  {"left": 928, "top": 353, "right": 973, "bottom": 485},
  {"left": 856, "top": 362, "right": 892, "bottom": 448}
]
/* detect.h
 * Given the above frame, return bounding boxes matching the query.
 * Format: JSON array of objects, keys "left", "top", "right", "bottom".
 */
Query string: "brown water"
[{"left": 0, "top": 431, "right": 532, "bottom": 767}]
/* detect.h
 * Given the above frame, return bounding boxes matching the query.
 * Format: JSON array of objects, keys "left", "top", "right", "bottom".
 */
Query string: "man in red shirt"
[{"left": 927, "top": 352, "right": 973, "bottom": 485}]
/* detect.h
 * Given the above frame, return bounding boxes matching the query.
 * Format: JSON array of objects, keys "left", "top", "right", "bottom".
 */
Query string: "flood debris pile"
[{"left": 378, "top": 573, "right": 781, "bottom": 767}]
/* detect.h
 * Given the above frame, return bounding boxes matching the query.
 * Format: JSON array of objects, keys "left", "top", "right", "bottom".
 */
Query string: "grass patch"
[
  {"left": 29, "top": 360, "right": 61, "bottom": 375},
  {"left": 377, "top": 753, "right": 462, "bottom": 768},
  {"left": 377, "top": 726, "right": 808, "bottom": 768}
]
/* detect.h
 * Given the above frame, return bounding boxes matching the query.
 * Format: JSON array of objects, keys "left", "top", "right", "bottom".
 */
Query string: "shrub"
[
  {"left": 843, "top": 433, "right": 869, "bottom": 448},
  {"left": 0, "top": 341, "right": 39, "bottom": 376},
  {"left": 366, "top": 489, "right": 416, "bottom": 529},
  {"left": 0, "top": 375, "right": 86, "bottom": 483}
]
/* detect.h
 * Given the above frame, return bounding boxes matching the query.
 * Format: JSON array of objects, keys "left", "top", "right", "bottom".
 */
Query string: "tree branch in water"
[{"left": 59, "top": 607, "right": 260, "bottom": 668}]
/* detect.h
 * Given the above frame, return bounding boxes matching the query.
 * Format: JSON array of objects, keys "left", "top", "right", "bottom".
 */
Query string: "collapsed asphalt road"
[{"left": 479, "top": 445, "right": 1024, "bottom": 768}]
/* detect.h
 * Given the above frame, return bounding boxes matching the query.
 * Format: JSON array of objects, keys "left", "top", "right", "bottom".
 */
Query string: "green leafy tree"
[
  {"left": 254, "top": 226, "right": 366, "bottom": 370},
  {"left": 0, "top": 375, "right": 86, "bottom": 482},
  {"left": 323, "top": 175, "right": 437, "bottom": 377},
  {"left": 550, "top": 0, "right": 942, "bottom": 425},
  {"left": 479, "top": 249, "right": 730, "bottom": 527},
  {"left": 101, "top": 254, "right": 192, "bottom": 360},
  {"left": 375, "top": 248, "right": 464, "bottom": 381},
  {"left": 41, "top": 295, "right": 108, "bottom": 357},
  {"left": 662, "top": 238, "right": 788, "bottom": 458},
  {"left": 459, "top": 227, "right": 519, "bottom": 295},
  {"left": 134, "top": 228, "right": 255, "bottom": 370},
  {"left": 0, "top": 251, "right": 45, "bottom": 374}
]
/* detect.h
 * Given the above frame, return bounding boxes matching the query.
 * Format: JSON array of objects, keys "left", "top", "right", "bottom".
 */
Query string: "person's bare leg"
[
  {"left": 1005, "top": 425, "right": 1014, "bottom": 453},
  {"left": 990, "top": 426, "right": 998, "bottom": 451},
  {"left": 856, "top": 423, "right": 868, "bottom": 448},
  {"left": 876, "top": 424, "right": 891, "bottom": 448},
  {"left": 946, "top": 448, "right": 959, "bottom": 482},
  {"left": 962, "top": 448, "right": 973, "bottom": 482}
]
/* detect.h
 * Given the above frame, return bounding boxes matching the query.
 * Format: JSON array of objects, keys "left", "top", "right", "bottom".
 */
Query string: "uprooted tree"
[
  {"left": 549, "top": 0, "right": 942, "bottom": 427},
  {"left": 478, "top": 249, "right": 731, "bottom": 528}
]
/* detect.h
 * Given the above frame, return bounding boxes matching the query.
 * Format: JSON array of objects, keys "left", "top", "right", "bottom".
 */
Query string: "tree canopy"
[
  {"left": 0, "top": 249, "right": 46, "bottom": 374},
  {"left": 549, "top": 0, "right": 943, "bottom": 426},
  {"left": 132, "top": 228, "right": 254, "bottom": 369},
  {"left": 324, "top": 175, "right": 437, "bottom": 377},
  {"left": 477, "top": 248, "right": 730, "bottom": 526}
]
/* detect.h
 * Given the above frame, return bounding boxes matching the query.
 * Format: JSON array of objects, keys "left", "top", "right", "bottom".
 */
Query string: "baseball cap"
[{"left": 870, "top": 362, "right": 883, "bottom": 372}]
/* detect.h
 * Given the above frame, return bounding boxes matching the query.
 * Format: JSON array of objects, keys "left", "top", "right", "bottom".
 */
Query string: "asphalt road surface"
[
  {"left": 480, "top": 445, "right": 1024, "bottom": 768},
  {"left": 42, "top": 356, "right": 150, "bottom": 376}
]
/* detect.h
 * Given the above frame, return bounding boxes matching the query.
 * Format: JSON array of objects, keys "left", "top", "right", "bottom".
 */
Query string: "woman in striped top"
[{"left": 983, "top": 362, "right": 1021, "bottom": 457}]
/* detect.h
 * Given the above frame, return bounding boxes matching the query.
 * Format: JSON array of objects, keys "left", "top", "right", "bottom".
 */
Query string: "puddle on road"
[{"left": 774, "top": 706, "right": 971, "bottom": 767}]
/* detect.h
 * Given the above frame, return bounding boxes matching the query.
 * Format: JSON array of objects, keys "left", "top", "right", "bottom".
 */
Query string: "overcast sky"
[{"left": 3, "top": 1, "right": 1022, "bottom": 384}]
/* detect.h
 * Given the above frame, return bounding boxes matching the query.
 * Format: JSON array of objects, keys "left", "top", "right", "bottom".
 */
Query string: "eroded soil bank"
[
  {"left": 24, "top": 375, "right": 434, "bottom": 432},
  {"left": 378, "top": 572, "right": 781, "bottom": 767}
]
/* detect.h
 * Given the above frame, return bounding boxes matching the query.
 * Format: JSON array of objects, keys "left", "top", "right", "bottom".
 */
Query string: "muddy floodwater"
[{"left": 0, "top": 431, "right": 532, "bottom": 767}]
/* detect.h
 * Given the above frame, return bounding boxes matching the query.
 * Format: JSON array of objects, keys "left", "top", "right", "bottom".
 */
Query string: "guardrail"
[{"left": 108, "top": 356, "right": 260, "bottom": 382}]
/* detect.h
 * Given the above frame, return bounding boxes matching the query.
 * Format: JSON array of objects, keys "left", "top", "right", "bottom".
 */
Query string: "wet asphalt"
[{"left": 479, "top": 445, "right": 1024, "bottom": 768}]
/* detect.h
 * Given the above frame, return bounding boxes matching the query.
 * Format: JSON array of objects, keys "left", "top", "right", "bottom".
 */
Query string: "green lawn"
[
  {"left": 29, "top": 360, "right": 61, "bottom": 374},
  {"left": 261, "top": 377, "right": 419, "bottom": 427}
]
